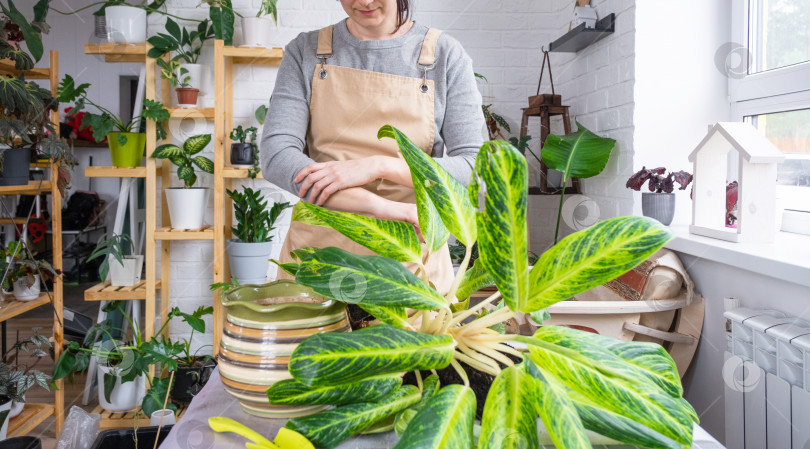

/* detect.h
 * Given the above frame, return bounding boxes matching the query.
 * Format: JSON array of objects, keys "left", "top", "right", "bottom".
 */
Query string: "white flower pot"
[
  {"left": 9, "top": 395, "right": 24, "bottom": 419},
  {"left": 241, "top": 17, "right": 273, "bottom": 48},
  {"left": 165, "top": 187, "right": 209, "bottom": 230},
  {"left": 13, "top": 274, "right": 40, "bottom": 301},
  {"left": 182, "top": 63, "right": 204, "bottom": 94},
  {"left": 97, "top": 364, "right": 146, "bottom": 413},
  {"left": 0, "top": 395, "right": 11, "bottom": 440},
  {"left": 109, "top": 255, "right": 144, "bottom": 287},
  {"left": 227, "top": 239, "right": 273, "bottom": 285},
  {"left": 105, "top": 6, "right": 146, "bottom": 44}
]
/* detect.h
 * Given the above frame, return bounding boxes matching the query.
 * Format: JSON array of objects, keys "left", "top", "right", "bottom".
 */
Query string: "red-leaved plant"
[{"left": 627, "top": 166, "right": 693, "bottom": 193}]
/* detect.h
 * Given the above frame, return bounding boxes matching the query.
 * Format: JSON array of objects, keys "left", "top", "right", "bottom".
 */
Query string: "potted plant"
[
  {"left": 147, "top": 18, "right": 214, "bottom": 93},
  {"left": 262, "top": 126, "right": 697, "bottom": 448},
  {"left": 229, "top": 125, "right": 257, "bottom": 168},
  {"left": 86, "top": 233, "right": 143, "bottom": 286},
  {"left": 0, "top": 241, "right": 60, "bottom": 302},
  {"left": 57, "top": 75, "right": 170, "bottom": 167},
  {"left": 150, "top": 134, "right": 214, "bottom": 229},
  {"left": 627, "top": 166, "right": 694, "bottom": 226},
  {"left": 0, "top": 329, "right": 51, "bottom": 440},
  {"left": 226, "top": 186, "right": 290, "bottom": 284},
  {"left": 158, "top": 59, "right": 198, "bottom": 108},
  {"left": 242, "top": 0, "right": 278, "bottom": 48}
]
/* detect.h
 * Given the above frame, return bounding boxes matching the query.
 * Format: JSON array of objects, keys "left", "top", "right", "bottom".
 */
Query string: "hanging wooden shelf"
[
  {"left": 0, "top": 294, "right": 53, "bottom": 322},
  {"left": 223, "top": 46, "right": 284, "bottom": 65},
  {"left": 84, "top": 280, "right": 162, "bottom": 301},
  {"left": 92, "top": 403, "right": 189, "bottom": 429},
  {"left": 85, "top": 166, "right": 148, "bottom": 178},
  {"left": 0, "top": 61, "right": 50, "bottom": 79},
  {"left": 549, "top": 13, "right": 615, "bottom": 53},
  {"left": 84, "top": 43, "right": 147, "bottom": 63}
]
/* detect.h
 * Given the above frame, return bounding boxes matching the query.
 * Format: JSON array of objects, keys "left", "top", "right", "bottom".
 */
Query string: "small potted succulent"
[
  {"left": 147, "top": 18, "right": 214, "bottom": 93},
  {"left": 229, "top": 125, "right": 257, "bottom": 168},
  {"left": 87, "top": 233, "right": 143, "bottom": 286},
  {"left": 58, "top": 75, "right": 170, "bottom": 167},
  {"left": 226, "top": 186, "right": 290, "bottom": 284},
  {"left": 627, "top": 166, "right": 694, "bottom": 226},
  {"left": 0, "top": 241, "right": 60, "bottom": 302},
  {"left": 0, "top": 329, "right": 51, "bottom": 440},
  {"left": 158, "top": 59, "right": 198, "bottom": 108},
  {"left": 150, "top": 134, "right": 214, "bottom": 229}
]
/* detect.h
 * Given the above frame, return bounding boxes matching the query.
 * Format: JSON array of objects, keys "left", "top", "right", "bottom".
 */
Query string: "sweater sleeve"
[
  {"left": 433, "top": 35, "right": 485, "bottom": 187},
  {"left": 260, "top": 34, "right": 316, "bottom": 195}
]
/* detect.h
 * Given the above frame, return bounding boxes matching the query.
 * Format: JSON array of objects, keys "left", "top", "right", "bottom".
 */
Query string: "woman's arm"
[{"left": 319, "top": 187, "right": 418, "bottom": 226}]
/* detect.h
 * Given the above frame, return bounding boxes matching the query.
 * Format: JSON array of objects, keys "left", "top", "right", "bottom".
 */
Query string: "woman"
[{"left": 260, "top": 0, "right": 484, "bottom": 294}]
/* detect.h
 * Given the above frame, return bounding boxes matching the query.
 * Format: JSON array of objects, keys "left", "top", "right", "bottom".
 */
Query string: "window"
[{"left": 730, "top": 0, "right": 810, "bottom": 234}]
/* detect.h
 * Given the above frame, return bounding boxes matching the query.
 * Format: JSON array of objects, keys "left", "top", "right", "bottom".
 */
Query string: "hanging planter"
[
  {"left": 105, "top": 6, "right": 147, "bottom": 44},
  {"left": 0, "top": 148, "right": 31, "bottom": 187},
  {"left": 107, "top": 132, "right": 146, "bottom": 168}
]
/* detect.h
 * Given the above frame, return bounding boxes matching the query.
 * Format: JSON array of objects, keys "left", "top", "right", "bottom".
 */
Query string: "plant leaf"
[
  {"left": 526, "top": 216, "right": 673, "bottom": 311},
  {"left": 184, "top": 134, "right": 211, "bottom": 155},
  {"left": 469, "top": 140, "right": 528, "bottom": 311},
  {"left": 572, "top": 400, "right": 683, "bottom": 449},
  {"left": 456, "top": 257, "right": 494, "bottom": 301},
  {"left": 478, "top": 366, "right": 540, "bottom": 449},
  {"left": 192, "top": 156, "right": 214, "bottom": 174},
  {"left": 267, "top": 374, "right": 402, "bottom": 406},
  {"left": 358, "top": 304, "right": 409, "bottom": 329},
  {"left": 414, "top": 178, "right": 449, "bottom": 252},
  {"left": 164, "top": 17, "right": 182, "bottom": 41},
  {"left": 2, "top": 1, "right": 43, "bottom": 62},
  {"left": 177, "top": 165, "right": 194, "bottom": 182},
  {"left": 289, "top": 324, "right": 455, "bottom": 387},
  {"left": 378, "top": 125, "right": 476, "bottom": 246},
  {"left": 292, "top": 202, "right": 422, "bottom": 264},
  {"left": 541, "top": 121, "right": 616, "bottom": 181},
  {"left": 393, "top": 385, "right": 475, "bottom": 449},
  {"left": 286, "top": 385, "right": 420, "bottom": 449},
  {"left": 295, "top": 247, "right": 447, "bottom": 311},
  {"left": 151, "top": 144, "right": 184, "bottom": 160},
  {"left": 103, "top": 372, "right": 117, "bottom": 403}
]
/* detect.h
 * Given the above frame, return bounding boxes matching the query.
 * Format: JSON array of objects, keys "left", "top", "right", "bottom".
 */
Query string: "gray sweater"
[{"left": 260, "top": 20, "right": 485, "bottom": 195}]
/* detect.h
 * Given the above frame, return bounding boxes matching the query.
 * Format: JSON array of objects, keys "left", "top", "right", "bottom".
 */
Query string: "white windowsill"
[{"left": 665, "top": 225, "right": 810, "bottom": 288}]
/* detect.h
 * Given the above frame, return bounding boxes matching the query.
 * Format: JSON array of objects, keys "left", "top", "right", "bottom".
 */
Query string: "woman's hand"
[{"left": 295, "top": 158, "right": 383, "bottom": 205}]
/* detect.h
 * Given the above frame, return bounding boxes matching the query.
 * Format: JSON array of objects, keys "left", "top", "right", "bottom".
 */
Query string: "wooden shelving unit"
[
  {"left": 168, "top": 107, "right": 215, "bottom": 119},
  {"left": 0, "top": 50, "right": 65, "bottom": 434},
  {"left": 84, "top": 280, "right": 162, "bottom": 301},
  {"left": 84, "top": 166, "right": 148, "bottom": 178}
]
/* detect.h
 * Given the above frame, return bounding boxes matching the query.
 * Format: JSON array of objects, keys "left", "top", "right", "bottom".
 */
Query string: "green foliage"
[
  {"left": 0, "top": 0, "right": 49, "bottom": 63},
  {"left": 86, "top": 233, "right": 134, "bottom": 282},
  {"left": 229, "top": 125, "right": 257, "bottom": 144},
  {"left": 202, "top": 0, "right": 234, "bottom": 46},
  {"left": 257, "top": 0, "right": 278, "bottom": 21},
  {"left": 209, "top": 277, "right": 240, "bottom": 294},
  {"left": 0, "top": 328, "right": 52, "bottom": 403},
  {"left": 151, "top": 134, "right": 213, "bottom": 188},
  {"left": 393, "top": 385, "right": 475, "bottom": 449},
  {"left": 147, "top": 17, "right": 213, "bottom": 64},
  {"left": 227, "top": 186, "right": 290, "bottom": 243},
  {"left": 478, "top": 366, "right": 540, "bottom": 449},
  {"left": 157, "top": 59, "right": 192, "bottom": 88},
  {"left": 255, "top": 104, "right": 268, "bottom": 125},
  {"left": 141, "top": 375, "right": 177, "bottom": 417},
  {"left": 267, "top": 374, "right": 402, "bottom": 406},
  {"left": 0, "top": 240, "right": 60, "bottom": 291}
]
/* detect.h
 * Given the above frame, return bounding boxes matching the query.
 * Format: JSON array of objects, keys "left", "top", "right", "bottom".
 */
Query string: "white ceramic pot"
[
  {"left": 9, "top": 395, "right": 24, "bottom": 419},
  {"left": 165, "top": 187, "right": 209, "bottom": 230},
  {"left": 109, "top": 255, "right": 144, "bottom": 287},
  {"left": 97, "top": 364, "right": 146, "bottom": 413},
  {"left": 105, "top": 6, "right": 146, "bottom": 44},
  {"left": 13, "top": 274, "right": 40, "bottom": 301},
  {"left": 0, "top": 395, "right": 11, "bottom": 440},
  {"left": 182, "top": 63, "right": 204, "bottom": 94},
  {"left": 227, "top": 239, "right": 273, "bottom": 285},
  {"left": 241, "top": 17, "right": 273, "bottom": 48}
]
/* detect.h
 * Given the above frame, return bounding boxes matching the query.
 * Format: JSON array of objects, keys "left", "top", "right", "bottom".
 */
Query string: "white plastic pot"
[
  {"left": 165, "top": 187, "right": 209, "bottom": 230},
  {"left": 97, "top": 364, "right": 146, "bottom": 413},
  {"left": 182, "top": 63, "right": 204, "bottom": 94},
  {"left": 0, "top": 395, "right": 11, "bottom": 440},
  {"left": 227, "top": 239, "right": 273, "bottom": 285},
  {"left": 13, "top": 274, "right": 40, "bottom": 301},
  {"left": 241, "top": 17, "right": 273, "bottom": 48},
  {"left": 109, "top": 255, "right": 144, "bottom": 287},
  {"left": 105, "top": 6, "right": 147, "bottom": 44}
]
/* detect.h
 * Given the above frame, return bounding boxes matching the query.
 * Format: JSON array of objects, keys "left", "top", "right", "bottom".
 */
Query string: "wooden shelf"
[
  {"left": 0, "top": 181, "right": 53, "bottom": 195},
  {"left": 155, "top": 226, "right": 215, "bottom": 240},
  {"left": 169, "top": 108, "right": 215, "bottom": 119},
  {"left": 85, "top": 166, "right": 147, "bottom": 178},
  {"left": 0, "top": 61, "right": 50, "bottom": 79},
  {"left": 0, "top": 217, "right": 47, "bottom": 225},
  {"left": 84, "top": 43, "right": 147, "bottom": 63},
  {"left": 70, "top": 138, "right": 109, "bottom": 148},
  {"left": 0, "top": 293, "right": 53, "bottom": 323},
  {"left": 92, "top": 403, "right": 188, "bottom": 429},
  {"left": 7, "top": 404, "right": 54, "bottom": 438},
  {"left": 549, "top": 13, "right": 615, "bottom": 53},
  {"left": 223, "top": 167, "right": 261, "bottom": 178},
  {"left": 223, "top": 46, "right": 284, "bottom": 65},
  {"left": 84, "top": 280, "right": 161, "bottom": 301}
]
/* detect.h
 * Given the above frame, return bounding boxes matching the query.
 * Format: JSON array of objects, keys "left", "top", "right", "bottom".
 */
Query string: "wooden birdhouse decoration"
[{"left": 689, "top": 122, "right": 785, "bottom": 243}]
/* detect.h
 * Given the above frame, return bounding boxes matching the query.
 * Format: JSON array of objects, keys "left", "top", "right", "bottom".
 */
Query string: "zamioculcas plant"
[{"left": 266, "top": 126, "right": 698, "bottom": 449}]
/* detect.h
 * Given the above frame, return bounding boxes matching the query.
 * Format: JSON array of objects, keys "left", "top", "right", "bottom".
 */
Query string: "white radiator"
[{"left": 724, "top": 308, "right": 810, "bottom": 449}]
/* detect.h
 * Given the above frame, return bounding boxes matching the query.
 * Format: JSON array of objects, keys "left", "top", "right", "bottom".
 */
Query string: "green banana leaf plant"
[{"left": 266, "top": 125, "right": 697, "bottom": 449}]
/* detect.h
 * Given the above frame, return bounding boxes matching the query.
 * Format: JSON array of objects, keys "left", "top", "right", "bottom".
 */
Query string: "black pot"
[
  {"left": 0, "top": 148, "right": 32, "bottom": 186},
  {"left": 90, "top": 426, "right": 172, "bottom": 449},
  {"left": 0, "top": 437, "right": 41, "bottom": 449},
  {"left": 230, "top": 143, "right": 255, "bottom": 166},
  {"left": 170, "top": 358, "right": 217, "bottom": 403}
]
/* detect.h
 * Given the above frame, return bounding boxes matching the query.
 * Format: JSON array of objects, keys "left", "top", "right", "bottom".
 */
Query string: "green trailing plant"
[
  {"left": 151, "top": 134, "right": 214, "bottom": 188},
  {"left": 542, "top": 122, "right": 616, "bottom": 243},
  {"left": 0, "top": 328, "right": 52, "bottom": 403},
  {"left": 200, "top": 0, "right": 279, "bottom": 46},
  {"left": 147, "top": 17, "right": 214, "bottom": 64},
  {"left": 0, "top": 240, "right": 60, "bottom": 292},
  {"left": 265, "top": 125, "right": 697, "bottom": 449},
  {"left": 157, "top": 59, "right": 192, "bottom": 88},
  {"left": 48, "top": 1, "right": 196, "bottom": 24},
  {"left": 86, "top": 233, "right": 134, "bottom": 282},
  {"left": 230, "top": 125, "right": 260, "bottom": 178},
  {"left": 57, "top": 75, "right": 170, "bottom": 144},
  {"left": 226, "top": 186, "right": 290, "bottom": 243}
]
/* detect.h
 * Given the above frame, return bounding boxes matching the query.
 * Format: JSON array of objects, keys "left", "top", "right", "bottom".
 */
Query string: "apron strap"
[
  {"left": 316, "top": 25, "right": 334, "bottom": 57},
  {"left": 417, "top": 28, "right": 443, "bottom": 66}
]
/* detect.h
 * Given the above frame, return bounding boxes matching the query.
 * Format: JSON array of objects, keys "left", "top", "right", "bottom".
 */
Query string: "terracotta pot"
[
  {"left": 218, "top": 280, "right": 350, "bottom": 418},
  {"left": 176, "top": 88, "right": 199, "bottom": 108}
]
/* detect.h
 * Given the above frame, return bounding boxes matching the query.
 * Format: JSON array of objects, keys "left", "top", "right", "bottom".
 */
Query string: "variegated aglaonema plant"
[{"left": 266, "top": 125, "right": 698, "bottom": 449}]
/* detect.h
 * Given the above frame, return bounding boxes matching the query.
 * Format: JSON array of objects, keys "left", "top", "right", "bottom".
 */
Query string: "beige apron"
[{"left": 277, "top": 25, "right": 454, "bottom": 294}]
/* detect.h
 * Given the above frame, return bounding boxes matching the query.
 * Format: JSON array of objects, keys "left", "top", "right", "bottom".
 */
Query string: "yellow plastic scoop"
[{"left": 208, "top": 417, "right": 313, "bottom": 449}]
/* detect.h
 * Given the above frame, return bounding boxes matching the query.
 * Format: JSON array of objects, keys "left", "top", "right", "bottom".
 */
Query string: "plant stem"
[
  {"left": 447, "top": 291, "right": 502, "bottom": 328},
  {"left": 414, "top": 370, "right": 423, "bottom": 391},
  {"left": 444, "top": 245, "right": 472, "bottom": 303},
  {"left": 453, "top": 351, "right": 498, "bottom": 377},
  {"left": 467, "top": 340, "right": 516, "bottom": 367},
  {"left": 455, "top": 307, "right": 515, "bottom": 337},
  {"left": 456, "top": 340, "right": 501, "bottom": 374},
  {"left": 449, "top": 358, "right": 470, "bottom": 387}
]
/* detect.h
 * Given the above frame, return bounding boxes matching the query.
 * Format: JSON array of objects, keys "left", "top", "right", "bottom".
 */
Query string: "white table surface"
[{"left": 158, "top": 368, "right": 725, "bottom": 449}]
